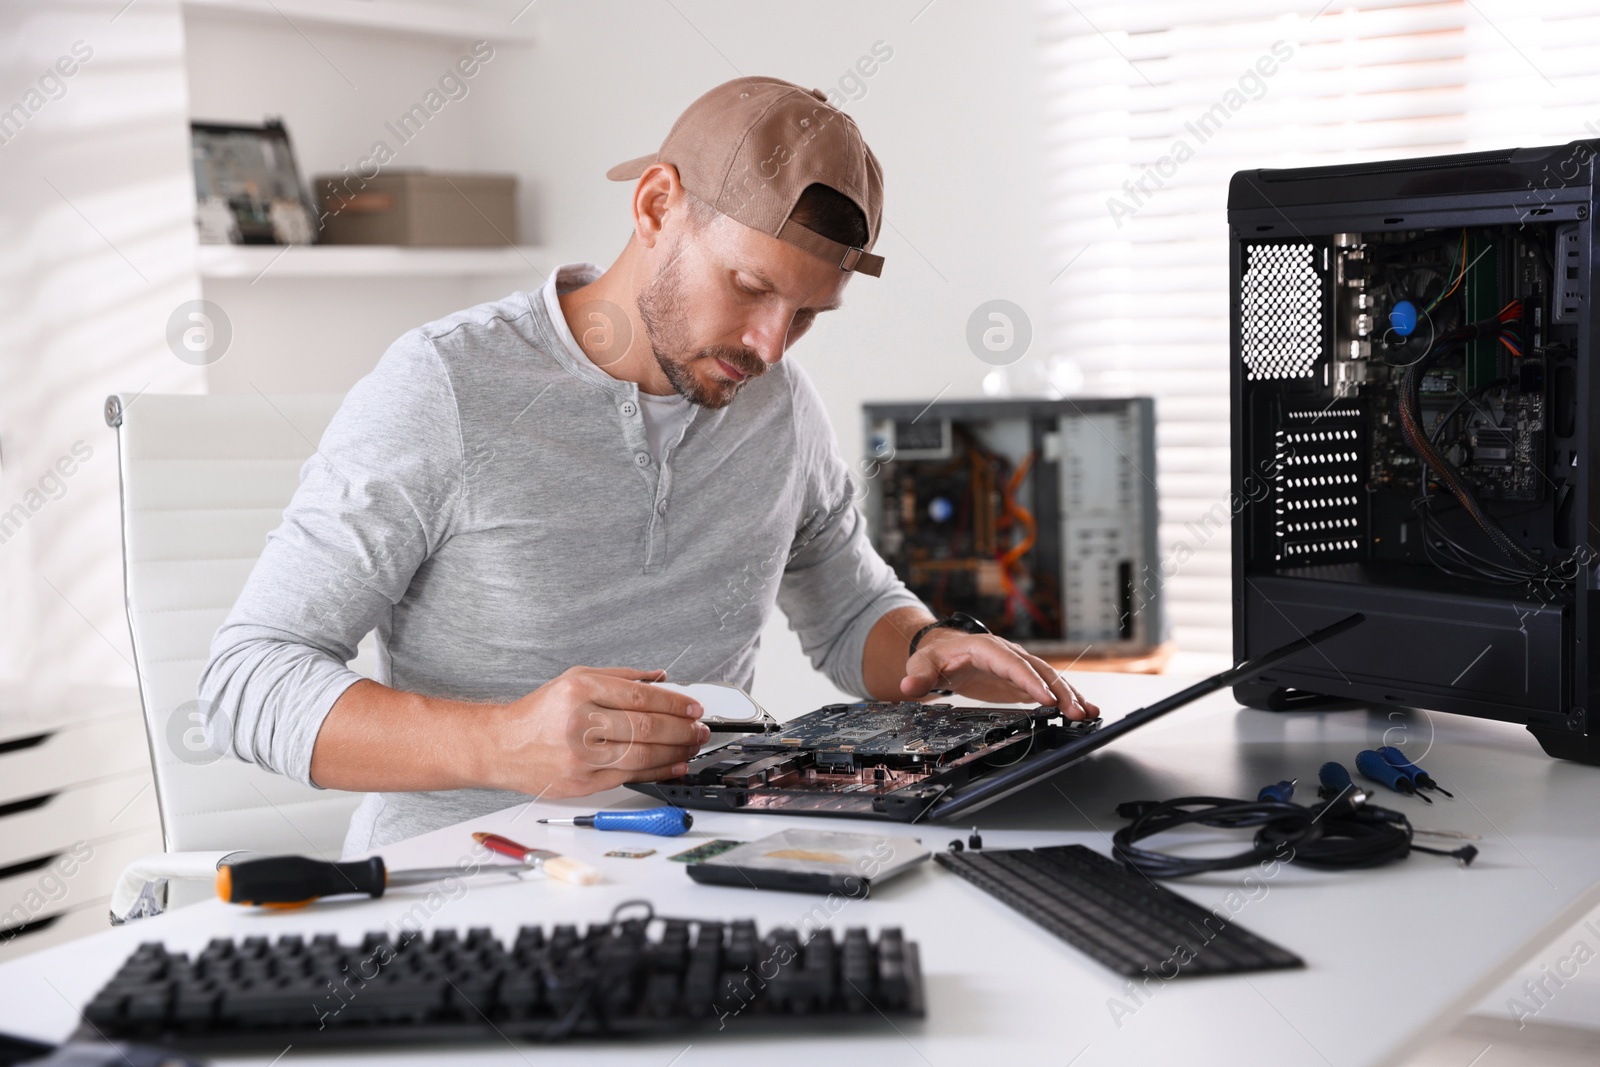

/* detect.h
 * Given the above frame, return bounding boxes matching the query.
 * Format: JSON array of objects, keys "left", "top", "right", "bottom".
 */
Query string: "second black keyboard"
[
  {"left": 936, "top": 844, "right": 1303, "bottom": 976},
  {"left": 79, "top": 909, "right": 923, "bottom": 1051}
]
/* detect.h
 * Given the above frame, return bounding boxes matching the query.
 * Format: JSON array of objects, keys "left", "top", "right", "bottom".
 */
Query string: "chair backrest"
[{"left": 107, "top": 392, "right": 367, "bottom": 858}]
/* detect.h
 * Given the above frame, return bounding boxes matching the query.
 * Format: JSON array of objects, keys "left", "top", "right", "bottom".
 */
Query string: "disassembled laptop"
[{"left": 638, "top": 699, "right": 1099, "bottom": 820}]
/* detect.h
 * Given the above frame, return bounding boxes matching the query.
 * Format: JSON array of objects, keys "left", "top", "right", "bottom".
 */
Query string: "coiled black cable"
[{"left": 1111, "top": 795, "right": 1474, "bottom": 879}]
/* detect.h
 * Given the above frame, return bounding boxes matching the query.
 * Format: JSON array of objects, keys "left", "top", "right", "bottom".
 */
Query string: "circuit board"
[
  {"left": 667, "top": 840, "right": 743, "bottom": 864},
  {"left": 1371, "top": 389, "right": 1546, "bottom": 501},
  {"left": 629, "top": 699, "right": 1096, "bottom": 820},
  {"left": 751, "top": 701, "right": 1050, "bottom": 760},
  {"left": 1344, "top": 227, "right": 1551, "bottom": 504},
  {"left": 874, "top": 425, "right": 1051, "bottom": 638}
]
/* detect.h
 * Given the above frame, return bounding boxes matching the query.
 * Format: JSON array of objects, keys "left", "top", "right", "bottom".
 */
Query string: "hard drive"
[{"left": 683, "top": 829, "right": 931, "bottom": 896}]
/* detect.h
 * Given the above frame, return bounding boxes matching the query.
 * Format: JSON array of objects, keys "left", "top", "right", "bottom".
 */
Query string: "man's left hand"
[{"left": 900, "top": 628, "right": 1100, "bottom": 720}]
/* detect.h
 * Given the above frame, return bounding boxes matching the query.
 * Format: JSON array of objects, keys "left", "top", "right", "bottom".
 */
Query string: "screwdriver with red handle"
[{"left": 472, "top": 833, "right": 602, "bottom": 883}]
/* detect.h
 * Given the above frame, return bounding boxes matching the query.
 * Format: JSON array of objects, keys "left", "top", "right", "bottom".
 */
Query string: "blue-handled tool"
[
  {"left": 1356, "top": 749, "right": 1432, "bottom": 803},
  {"left": 1257, "top": 779, "right": 1296, "bottom": 803},
  {"left": 538, "top": 806, "right": 693, "bottom": 837},
  {"left": 1376, "top": 746, "right": 1454, "bottom": 797},
  {"left": 1316, "top": 761, "right": 1368, "bottom": 806}
]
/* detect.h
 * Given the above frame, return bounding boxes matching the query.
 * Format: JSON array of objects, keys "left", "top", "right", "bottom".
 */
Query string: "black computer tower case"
[{"left": 1228, "top": 141, "right": 1600, "bottom": 764}]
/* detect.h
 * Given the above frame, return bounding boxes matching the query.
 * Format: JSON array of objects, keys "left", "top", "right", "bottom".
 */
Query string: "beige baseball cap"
[{"left": 607, "top": 76, "right": 885, "bottom": 278}]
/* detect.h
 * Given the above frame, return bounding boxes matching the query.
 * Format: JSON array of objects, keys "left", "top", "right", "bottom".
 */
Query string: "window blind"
[{"left": 1031, "top": 0, "right": 1596, "bottom": 663}]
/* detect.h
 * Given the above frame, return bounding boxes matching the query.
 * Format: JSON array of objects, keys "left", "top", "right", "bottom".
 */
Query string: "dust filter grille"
[
  {"left": 1273, "top": 408, "right": 1366, "bottom": 564},
  {"left": 1241, "top": 241, "right": 1325, "bottom": 381}
]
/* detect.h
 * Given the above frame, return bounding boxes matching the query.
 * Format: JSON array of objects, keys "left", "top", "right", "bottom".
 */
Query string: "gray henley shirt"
[{"left": 199, "top": 263, "right": 922, "bottom": 855}]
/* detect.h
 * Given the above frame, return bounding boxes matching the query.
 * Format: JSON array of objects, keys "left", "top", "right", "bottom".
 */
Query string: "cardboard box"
[{"left": 314, "top": 170, "right": 518, "bottom": 247}]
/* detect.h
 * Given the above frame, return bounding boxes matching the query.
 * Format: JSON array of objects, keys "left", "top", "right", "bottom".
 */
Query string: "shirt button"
[
  {"left": 620, "top": 400, "right": 638, "bottom": 417},
  {"left": 657, "top": 500, "right": 668, "bottom": 515},
  {"left": 634, "top": 451, "right": 651, "bottom": 467}
]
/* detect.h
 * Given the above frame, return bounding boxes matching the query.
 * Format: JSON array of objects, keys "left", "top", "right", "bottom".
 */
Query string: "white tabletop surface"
[{"left": 4, "top": 671, "right": 1600, "bottom": 1067}]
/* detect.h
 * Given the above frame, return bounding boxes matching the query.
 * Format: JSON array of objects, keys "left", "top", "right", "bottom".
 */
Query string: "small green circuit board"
[{"left": 668, "top": 839, "right": 745, "bottom": 864}]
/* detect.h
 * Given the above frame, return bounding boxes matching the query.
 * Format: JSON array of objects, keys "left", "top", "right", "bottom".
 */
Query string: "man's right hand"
[
  {"left": 307, "top": 668, "right": 709, "bottom": 798},
  {"left": 486, "top": 666, "right": 709, "bottom": 797}
]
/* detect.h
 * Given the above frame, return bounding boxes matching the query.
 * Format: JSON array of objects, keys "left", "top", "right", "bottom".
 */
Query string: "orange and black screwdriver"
[{"left": 217, "top": 854, "right": 534, "bottom": 908}]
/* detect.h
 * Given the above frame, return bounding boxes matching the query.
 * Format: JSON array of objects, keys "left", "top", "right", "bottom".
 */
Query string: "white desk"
[{"left": 3, "top": 672, "right": 1600, "bottom": 1066}]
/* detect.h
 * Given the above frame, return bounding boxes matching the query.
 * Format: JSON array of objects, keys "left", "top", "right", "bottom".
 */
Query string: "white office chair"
[{"left": 107, "top": 392, "right": 370, "bottom": 866}]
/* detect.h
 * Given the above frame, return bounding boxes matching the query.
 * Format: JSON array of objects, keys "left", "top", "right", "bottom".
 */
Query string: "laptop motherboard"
[{"left": 631, "top": 700, "right": 1102, "bottom": 821}]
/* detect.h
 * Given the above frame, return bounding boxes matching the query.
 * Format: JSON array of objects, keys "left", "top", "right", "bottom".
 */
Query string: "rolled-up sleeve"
[
  {"left": 775, "top": 367, "right": 924, "bottom": 697},
  {"left": 197, "top": 331, "right": 464, "bottom": 786}
]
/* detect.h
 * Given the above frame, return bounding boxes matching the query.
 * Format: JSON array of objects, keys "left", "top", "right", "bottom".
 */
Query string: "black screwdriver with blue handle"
[
  {"left": 538, "top": 806, "right": 693, "bottom": 836},
  {"left": 1257, "top": 778, "right": 1297, "bottom": 803},
  {"left": 1317, "top": 760, "right": 1369, "bottom": 807},
  {"left": 1356, "top": 749, "right": 1433, "bottom": 803},
  {"left": 1376, "top": 746, "right": 1454, "bottom": 797}
]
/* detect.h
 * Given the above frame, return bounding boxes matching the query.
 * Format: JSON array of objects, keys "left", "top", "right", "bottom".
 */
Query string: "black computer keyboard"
[
  {"left": 79, "top": 912, "right": 924, "bottom": 1050},
  {"left": 935, "top": 844, "right": 1303, "bottom": 976}
]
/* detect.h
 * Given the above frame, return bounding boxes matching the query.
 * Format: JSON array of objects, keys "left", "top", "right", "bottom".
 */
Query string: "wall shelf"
[
  {"left": 196, "top": 243, "right": 548, "bottom": 279},
  {"left": 181, "top": 0, "right": 538, "bottom": 42}
]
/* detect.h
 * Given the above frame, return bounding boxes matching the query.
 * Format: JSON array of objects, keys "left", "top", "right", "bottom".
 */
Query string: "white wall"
[
  {"left": 487, "top": 0, "right": 1051, "bottom": 462},
  {"left": 0, "top": 0, "right": 203, "bottom": 692}
]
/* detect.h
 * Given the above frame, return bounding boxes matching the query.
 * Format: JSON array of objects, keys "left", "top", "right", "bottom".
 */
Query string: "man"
[{"left": 201, "top": 77, "right": 1097, "bottom": 856}]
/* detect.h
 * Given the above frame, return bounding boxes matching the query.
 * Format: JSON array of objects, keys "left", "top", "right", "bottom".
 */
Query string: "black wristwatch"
[{"left": 909, "top": 612, "right": 990, "bottom": 658}]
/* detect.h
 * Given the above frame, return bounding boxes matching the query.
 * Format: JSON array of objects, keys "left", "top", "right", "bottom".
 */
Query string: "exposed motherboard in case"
[
  {"left": 1347, "top": 228, "right": 1552, "bottom": 481},
  {"left": 861, "top": 398, "right": 1162, "bottom": 658},
  {"left": 1312, "top": 224, "right": 1565, "bottom": 570}
]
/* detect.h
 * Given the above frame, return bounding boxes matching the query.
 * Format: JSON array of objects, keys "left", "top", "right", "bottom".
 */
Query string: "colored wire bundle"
[
  {"left": 1494, "top": 296, "right": 1525, "bottom": 357},
  {"left": 995, "top": 452, "right": 1048, "bottom": 629},
  {"left": 1420, "top": 228, "right": 1468, "bottom": 315},
  {"left": 926, "top": 432, "right": 1052, "bottom": 630}
]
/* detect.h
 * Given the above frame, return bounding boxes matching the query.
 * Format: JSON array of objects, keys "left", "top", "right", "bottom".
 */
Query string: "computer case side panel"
[{"left": 1230, "top": 233, "right": 1252, "bottom": 682}]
